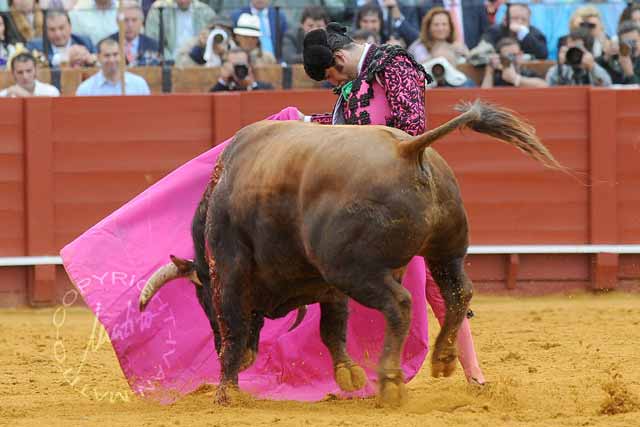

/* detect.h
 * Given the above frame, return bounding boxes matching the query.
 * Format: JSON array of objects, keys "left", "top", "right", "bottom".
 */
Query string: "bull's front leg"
[
  {"left": 320, "top": 299, "right": 367, "bottom": 392},
  {"left": 332, "top": 272, "right": 412, "bottom": 407},
  {"left": 427, "top": 257, "right": 473, "bottom": 378},
  {"left": 209, "top": 255, "right": 252, "bottom": 405}
]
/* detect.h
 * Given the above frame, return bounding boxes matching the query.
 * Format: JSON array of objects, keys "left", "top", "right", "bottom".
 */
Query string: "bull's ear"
[{"left": 169, "top": 254, "right": 195, "bottom": 275}]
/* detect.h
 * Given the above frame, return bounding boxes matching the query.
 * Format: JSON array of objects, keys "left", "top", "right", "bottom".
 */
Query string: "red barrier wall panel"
[
  {"left": 50, "top": 96, "right": 214, "bottom": 250},
  {"left": 426, "top": 88, "right": 589, "bottom": 244},
  {"left": 616, "top": 91, "right": 640, "bottom": 243},
  {"left": 0, "top": 89, "right": 638, "bottom": 305},
  {"left": 0, "top": 101, "right": 25, "bottom": 256}
]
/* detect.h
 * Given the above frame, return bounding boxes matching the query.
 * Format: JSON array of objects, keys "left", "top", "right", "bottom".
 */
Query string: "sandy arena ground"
[{"left": 1, "top": 292, "right": 639, "bottom": 427}]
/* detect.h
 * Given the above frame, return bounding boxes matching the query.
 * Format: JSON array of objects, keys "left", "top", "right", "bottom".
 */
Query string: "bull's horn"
[
  {"left": 139, "top": 262, "right": 180, "bottom": 312},
  {"left": 288, "top": 305, "right": 308, "bottom": 332}
]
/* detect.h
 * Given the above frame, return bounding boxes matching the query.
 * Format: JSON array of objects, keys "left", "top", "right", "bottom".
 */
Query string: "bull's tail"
[{"left": 398, "top": 100, "right": 564, "bottom": 170}]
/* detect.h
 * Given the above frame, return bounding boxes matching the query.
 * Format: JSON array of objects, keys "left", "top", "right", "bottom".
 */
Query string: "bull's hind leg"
[
  {"left": 426, "top": 256, "right": 473, "bottom": 378},
  {"left": 320, "top": 299, "right": 367, "bottom": 392},
  {"left": 335, "top": 273, "right": 412, "bottom": 407}
]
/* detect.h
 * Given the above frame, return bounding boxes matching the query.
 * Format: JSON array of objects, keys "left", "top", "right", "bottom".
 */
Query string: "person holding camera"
[
  {"left": 598, "top": 21, "right": 640, "bottom": 85},
  {"left": 546, "top": 28, "right": 611, "bottom": 87},
  {"left": 481, "top": 37, "right": 547, "bottom": 88},
  {"left": 176, "top": 16, "right": 234, "bottom": 68},
  {"left": 210, "top": 47, "right": 274, "bottom": 92},
  {"left": 422, "top": 42, "right": 475, "bottom": 88},
  {"left": 558, "top": 6, "right": 609, "bottom": 59}
]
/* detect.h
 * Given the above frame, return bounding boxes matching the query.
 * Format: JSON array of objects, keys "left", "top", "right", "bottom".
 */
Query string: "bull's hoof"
[
  {"left": 335, "top": 362, "right": 367, "bottom": 392},
  {"left": 239, "top": 350, "right": 256, "bottom": 372},
  {"left": 214, "top": 386, "right": 230, "bottom": 406},
  {"left": 431, "top": 352, "right": 457, "bottom": 378},
  {"left": 376, "top": 377, "right": 408, "bottom": 408},
  {"left": 214, "top": 384, "right": 241, "bottom": 406}
]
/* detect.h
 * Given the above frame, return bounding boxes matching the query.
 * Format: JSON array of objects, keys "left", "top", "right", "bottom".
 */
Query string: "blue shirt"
[{"left": 76, "top": 71, "right": 151, "bottom": 96}]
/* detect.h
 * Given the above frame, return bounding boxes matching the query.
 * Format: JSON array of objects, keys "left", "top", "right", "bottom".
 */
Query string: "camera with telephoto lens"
[
  {"left": 565, "top": 46, "right": 584, "bottom": 67},
  {"left": 233, "top": 64, "right": 249, "bottom": 80},
  {"left": 210, "top": 28, "right": 228, "bottom": 44},
  {"left": 431, "top": 63, "right": 445, "bottom": 81},
  {"left": 500, "top": 53, "right": 517, "bottom": 68}
]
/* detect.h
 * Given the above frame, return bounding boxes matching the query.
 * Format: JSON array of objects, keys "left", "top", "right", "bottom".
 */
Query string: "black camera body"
[
  {"left": 500, "top": 53, "right": 517, "bottom": 68},
  {"left": 565, "top": 47, "right": 584, "bottom": 68},
  {"left": 233, "top": 64, "right": 249, "bottom": 81}
]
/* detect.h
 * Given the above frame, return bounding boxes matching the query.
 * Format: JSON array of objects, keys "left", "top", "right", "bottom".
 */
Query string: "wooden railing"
[{"left": 0, "top": 62, "right": 556, "bottom": 95}]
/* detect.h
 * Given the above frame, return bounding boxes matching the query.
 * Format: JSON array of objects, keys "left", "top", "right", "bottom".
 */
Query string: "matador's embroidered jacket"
[{"left": 311, "top": 44, "right": 430, "bottom": 136}]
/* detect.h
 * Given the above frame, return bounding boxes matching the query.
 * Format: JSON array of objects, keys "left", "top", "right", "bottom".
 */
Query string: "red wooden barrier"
[{"left": 0, "top": 87, "right": 638, "bottom": 306}]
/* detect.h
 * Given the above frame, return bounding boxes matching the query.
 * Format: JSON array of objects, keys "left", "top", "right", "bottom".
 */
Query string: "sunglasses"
[{"left": 579, "top": 21, "right": 597, "bottom": 29}]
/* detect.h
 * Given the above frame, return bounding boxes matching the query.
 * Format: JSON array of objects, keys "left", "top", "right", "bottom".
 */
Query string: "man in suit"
[
  {"left": 109, "top": 1, "right": 161, "bottom": 66},
  {"left": 417, "top": 0, "right": 489, "bottom": 50},
  {"left": 355, "top": 0, "right": 421, "bottom": 46},
  {"left": 231, "top": 0, "right": 288, "bottom": 60},
  {"left": 145, "top": 0, "right": 216, "bottom": 60},
  {"left": 27, "top": 10, "right": 95, "bottom": 67},
  {"left": 481, "top": 3, "right": 547, "bottom": 60}
]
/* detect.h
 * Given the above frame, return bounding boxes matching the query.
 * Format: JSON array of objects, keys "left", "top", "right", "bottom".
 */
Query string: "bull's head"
[{"left": 139, "top": 255, "right": 202, "bottom": 311}]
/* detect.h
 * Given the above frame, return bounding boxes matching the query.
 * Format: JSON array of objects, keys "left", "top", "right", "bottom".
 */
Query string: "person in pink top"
[{"left": 301, "top": 22, "right": 485, "bottom": 385}]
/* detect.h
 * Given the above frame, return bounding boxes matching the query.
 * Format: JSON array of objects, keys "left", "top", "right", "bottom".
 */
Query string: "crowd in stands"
[{"left": 0, "top": 0, "right": 639, "bottom": 97}]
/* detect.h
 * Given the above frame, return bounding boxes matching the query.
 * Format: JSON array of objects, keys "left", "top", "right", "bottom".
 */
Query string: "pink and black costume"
[
  {"left": 309, "top": 43, "right": 429, "bottom": 136},
  {"left": 303, "top": 24, "right": 482, "bottom": 383}
]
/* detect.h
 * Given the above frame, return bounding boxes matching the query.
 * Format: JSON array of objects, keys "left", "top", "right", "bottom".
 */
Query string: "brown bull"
[{"left": 139, "top": 101, "right": 561, "bottom": 406}]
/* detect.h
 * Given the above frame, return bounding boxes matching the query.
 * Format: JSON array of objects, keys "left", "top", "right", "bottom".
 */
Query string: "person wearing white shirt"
[
  {"left": 76, "top": 38, "right": 150, "bottom": 96},
  {"left": 69, "top": 0, "right": 119, "bottom": 46},
  {"left": 0, "top": 52, "right": 60, "bottom": 97}
]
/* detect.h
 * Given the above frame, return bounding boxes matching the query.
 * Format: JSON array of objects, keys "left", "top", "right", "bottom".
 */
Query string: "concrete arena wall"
[{"left": 0, "top": 87, "right": 638, "bottom": 306}]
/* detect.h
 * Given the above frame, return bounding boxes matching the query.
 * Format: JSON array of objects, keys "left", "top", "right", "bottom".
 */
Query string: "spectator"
[
  {"left": 351, "top": 29, "right": 377, "bottom": 45},
  {"left": 27, "top": 10, "right": 95, "bottom": 67},
  {"left": 618, "top": 3, "right": 640, "bottom": 28},
  {"left": 0, "top": 52, "right": 60, "bottom": 97},
  {"left": 481, "top": 37, "right": 547, "bottom": 88},
  {"left": 354, "top": 3, "right": 384, "bottom": 44},
  {"left": 422, "top": 42, "right": 475, "bottom": 87},
  {"left": 356, "top": 0, "right": 420, "bottom": 46},
  {"left": 145, "top": 0, "right": 216, "bottom": 60},
  {"left": 69, "top": 0, "right": 119, "bottom": 46},
  {"left": 176, "top": 15, "right": 234, "bottom": 67},
  {"left": 408, "top": 7, "right": 468, "bottom": 64},
  {"left": 0, "top": 15, "right": 19, "bottom": 69},
  {"left": 39, "top": 0, "right": 78, "bottom": 10},
  {"left": 481, "top": 3, "right": 547, "bottom": 60},
  {"left": 231, "top": 0, "right": 287, "bottom": 60},
  {"left": 559, "top": 6, "right": 609, "bottom": 59},
  {"left": 233, "top": 13, "right": 276, "bottom": 66},
  {"left": 546, "top": 28, "right": 611, "bottom": 87},
  {"left": 108, "top": 1, "right": 161, "bottom": 66},
  {"left": 417, "top": 0, "right": 489, "bottom": 50},
  {"left": 598, "top": 21, "right": 640, "bottom": 85},
  {"left": 210, "top": 47, "right": 274, "bottom": 91},
  {"left": 282, "top": 5, "right": 328, "bottom": 64},
  {"left": 485, "top": 0, "right": 505, "bottom": 25},
  {"left": 76, "top": 38, "right": 151, "bottom": 95},
  {"left": 9, "top": 0, "right": 43, "bottom": 43}
]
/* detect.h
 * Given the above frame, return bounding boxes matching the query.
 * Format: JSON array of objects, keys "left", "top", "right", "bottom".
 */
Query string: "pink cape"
[{"left": 60, "top": 107, "right": 429, "bottom": 403}]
